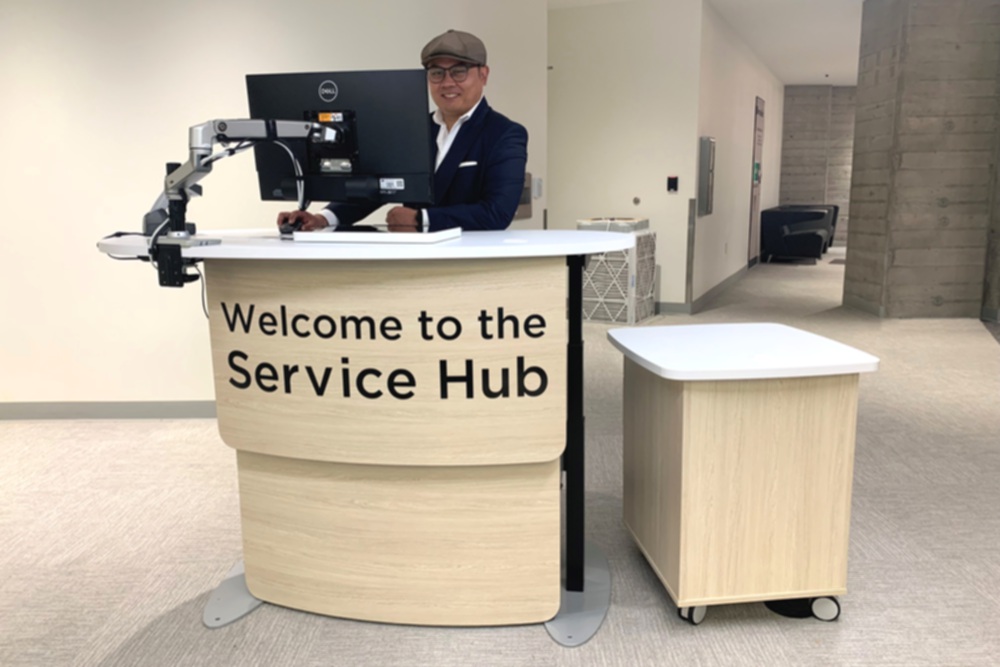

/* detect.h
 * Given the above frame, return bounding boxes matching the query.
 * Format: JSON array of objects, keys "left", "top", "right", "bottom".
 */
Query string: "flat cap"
[{"left": 421, "top": 29, "right": 487, "bottom": 67}]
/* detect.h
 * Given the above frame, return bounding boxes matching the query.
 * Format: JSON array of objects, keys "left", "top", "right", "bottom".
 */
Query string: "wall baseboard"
[
  {"left": 843, "top": 295, "right": 885, "bottom": 318},
  {"left": 657, "top": 265, "right": 750, "bottom": 316},
  {"left": 0, "top": 401, "right": 217, "bottom": 420},
  {"left": 656, "top": 301, "right": 693, "bottom": 314},
  {"left": 692, "top": 265, "right": 749, "bottom": 314}
]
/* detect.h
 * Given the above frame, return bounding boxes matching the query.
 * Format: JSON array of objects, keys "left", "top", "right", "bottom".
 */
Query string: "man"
[{"left": 277, "top": 29, "right": 528, "bottom": 233}]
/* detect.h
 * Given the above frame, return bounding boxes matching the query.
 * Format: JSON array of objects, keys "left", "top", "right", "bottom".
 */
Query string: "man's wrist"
[{"left": 318, "top": 209, "right": 338, "bottom": 229}]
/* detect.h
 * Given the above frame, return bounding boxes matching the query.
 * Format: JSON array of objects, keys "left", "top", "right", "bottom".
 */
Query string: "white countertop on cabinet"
[{"left": 608, "top": 323, "right": 880, "bottom": 381}]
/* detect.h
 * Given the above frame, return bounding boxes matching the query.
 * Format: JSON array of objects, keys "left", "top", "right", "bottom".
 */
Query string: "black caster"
[
  {"left": 765, "top": 596, "right": 840, "bottom": 622},
  {"left": 678, "top": 606, "right": 707, "bottom": 626}
]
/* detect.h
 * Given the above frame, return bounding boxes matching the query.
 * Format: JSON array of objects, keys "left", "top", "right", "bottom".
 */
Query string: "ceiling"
[{"left": 548, "top": 0, "right": 864, "bottom": 86}]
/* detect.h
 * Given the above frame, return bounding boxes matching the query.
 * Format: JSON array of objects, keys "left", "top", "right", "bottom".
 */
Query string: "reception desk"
[{"left": 98, "top": 229, "right": 632, "bottom": 627}]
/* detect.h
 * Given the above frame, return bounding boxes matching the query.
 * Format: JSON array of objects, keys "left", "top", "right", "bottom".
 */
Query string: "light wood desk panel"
[
  {"left": 205, "top": 257, "right": 567, "bottom": 467},
  {"left": 238, "top": 451, "right": 561, "bottom": 625}
]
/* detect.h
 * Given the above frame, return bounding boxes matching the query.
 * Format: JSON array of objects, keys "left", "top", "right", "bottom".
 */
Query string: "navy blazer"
[{"left": 326, "top": 99, "right": 528, "bottom": 232}]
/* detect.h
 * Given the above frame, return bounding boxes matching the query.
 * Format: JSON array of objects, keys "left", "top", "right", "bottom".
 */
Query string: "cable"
[
  {"left": 147, "top": 217, "right": 171, "bottom": 270},
  {"left": 199, "top": 137, "right": 306, "bottom": 210},
  {"left": 269, "top": 139, "right": 307, "bottom": 211},
  {"left": 202, "top": 140, "right": 255, "bottom": 167},
  {"left": 102, "top": 231, "right": 146, "bottom": 240},
  {"left": 195, "top": 264, "right": 209, "bottom": 319}
]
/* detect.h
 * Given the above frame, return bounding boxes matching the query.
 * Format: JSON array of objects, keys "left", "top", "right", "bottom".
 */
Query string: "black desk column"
[{"left": 565, "top": 255, "right": 585, "bottom": 593}]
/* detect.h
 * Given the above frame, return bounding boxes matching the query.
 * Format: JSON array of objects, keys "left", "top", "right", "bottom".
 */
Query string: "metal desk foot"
[
  {"left": 544, "top": 541, "right": 611, "bottom": 647},
  {"left": 203, "top": 561, "right": 264, "bottom": 628}
]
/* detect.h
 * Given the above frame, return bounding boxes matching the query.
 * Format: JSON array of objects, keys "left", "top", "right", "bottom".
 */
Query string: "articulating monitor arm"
[{"left": 148, "top": 119, "right": 340, "bottom": 287}]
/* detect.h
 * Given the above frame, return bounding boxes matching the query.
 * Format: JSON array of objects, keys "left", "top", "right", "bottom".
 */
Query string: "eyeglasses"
[{"left": 426, "top": 64, "right": 479, "bottom": 84}]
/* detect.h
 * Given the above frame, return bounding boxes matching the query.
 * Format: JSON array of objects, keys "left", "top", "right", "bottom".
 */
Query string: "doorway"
[{"left": 748, "top": 96, "right": 765, "bottom": 267}]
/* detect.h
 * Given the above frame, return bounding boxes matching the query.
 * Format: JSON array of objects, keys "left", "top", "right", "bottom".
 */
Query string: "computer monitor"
[{"left": 246, "top": 69, "right": 434, "bottom": 205}]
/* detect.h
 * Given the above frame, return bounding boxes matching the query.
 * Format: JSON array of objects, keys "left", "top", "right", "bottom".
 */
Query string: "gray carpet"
[{"left": 3, "top": 246, "right": 999, "bottom": 666}]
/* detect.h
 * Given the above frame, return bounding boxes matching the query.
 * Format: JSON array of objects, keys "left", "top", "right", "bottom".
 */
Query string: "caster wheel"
[
  {"left": 766, "top": 597, "right": 841, "bottom": 622},
  {"left": 811, "top": 596, "right": 840, "bottom": 622},
  {"left": 678, "top": 606, "right": 707, "bottom": 626}
]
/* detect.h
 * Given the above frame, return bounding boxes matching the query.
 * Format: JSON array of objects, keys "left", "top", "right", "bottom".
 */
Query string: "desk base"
[
  {"left": 545, "top": 542, "right": 611, "bottom": 647},
  {"left": 203, "top": 561, "right": 264, "bottom": 628},
  {"left": 205, "top": 549, "right": 611, "bottom": 646}
]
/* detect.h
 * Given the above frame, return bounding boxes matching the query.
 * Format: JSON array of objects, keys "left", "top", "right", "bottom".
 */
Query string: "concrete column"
[
  {"left": 844, "top": 0, "right": 1000, "bottom": 318},
  {"left": 829, "top": 88, "right": 858, "bottom": 244},
  {"left": 781, "top": 86, "right": 833, "bottom": 205},
  {"left": 780, "top": 86, "right": 857, "bottom": 245},
  {"left": 984, "top": 38, "right": 1000, "bottom": 321}
]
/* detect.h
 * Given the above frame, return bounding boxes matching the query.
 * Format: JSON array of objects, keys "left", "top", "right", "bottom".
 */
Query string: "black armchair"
[{"left": 760, "top": 205, "right": 839, "bottom": 261}]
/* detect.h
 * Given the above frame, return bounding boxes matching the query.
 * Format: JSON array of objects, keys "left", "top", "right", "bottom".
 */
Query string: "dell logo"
[{"left": 318, "top": 80, "right": 339, "bottom": 102}]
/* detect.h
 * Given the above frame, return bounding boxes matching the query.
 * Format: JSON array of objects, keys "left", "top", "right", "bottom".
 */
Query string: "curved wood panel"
[
  {"left": 206, "top": 257, "right": 567, "bottom": 466},
  {"left": 237, "top": 451, "right": 562, "bottom": 626}
]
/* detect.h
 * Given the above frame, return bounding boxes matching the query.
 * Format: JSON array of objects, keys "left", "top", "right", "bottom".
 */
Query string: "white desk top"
[
  {"left": 97, "top": 229, "right": 634, "bottom": 261},
  {"left": 607, "top": 323, "right": 880, "bottom": 381}
]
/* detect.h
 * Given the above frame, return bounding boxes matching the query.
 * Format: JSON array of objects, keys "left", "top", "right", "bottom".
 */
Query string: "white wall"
[
  {"left": 695, "top": 1, "right": 784, "bottom": 300},
  {"left": 548, "top": 0, "right": 702, "bottom": 305},
  {"left": 0, "top": 0, "right": 547, "bottom": 403}
]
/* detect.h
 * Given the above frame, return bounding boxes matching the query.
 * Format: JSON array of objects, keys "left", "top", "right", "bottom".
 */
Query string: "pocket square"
[{"left": 458, "top": 161, "right": 478, "bottom": 168}]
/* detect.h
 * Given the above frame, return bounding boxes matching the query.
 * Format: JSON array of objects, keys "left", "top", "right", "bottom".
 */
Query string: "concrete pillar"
[
  {"left": 844, "top": 0, "right": 1000, "bottom": 318},
  {"left": 781, "top": 86, "right": 833, "bottom": 206},
  {"left": 984, "top": 49, "right": 1000, "bottom": 321},
  {"left": 780, "top": 86, "right": 857, "bottom": 245}
]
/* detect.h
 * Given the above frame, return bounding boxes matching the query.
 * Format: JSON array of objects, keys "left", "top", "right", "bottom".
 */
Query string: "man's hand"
[
  {"left": 386, "top": 206, "right": 420, "bottom": 233},
  {"left": 276, "top": 210, "right": 329, "bottom": 232}
]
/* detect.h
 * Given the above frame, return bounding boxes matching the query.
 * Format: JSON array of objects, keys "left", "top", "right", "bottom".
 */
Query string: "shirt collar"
[{"left": 432, "top": 95, "right": 484, "bottom": 129}]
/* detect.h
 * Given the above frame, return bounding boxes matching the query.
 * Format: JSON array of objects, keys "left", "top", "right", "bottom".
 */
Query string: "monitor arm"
[
  {"left": 148, "top": 119, "right": 340, "bottom": 287},
  {"left": 165, "top": 119, "right": 329, "bottom": 210}
]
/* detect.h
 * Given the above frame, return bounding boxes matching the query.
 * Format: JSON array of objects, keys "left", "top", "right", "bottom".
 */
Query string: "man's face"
[{"left": 427, "top": 57, "right": 489, "bottom": 124}]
